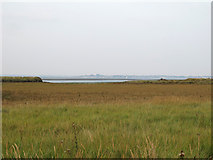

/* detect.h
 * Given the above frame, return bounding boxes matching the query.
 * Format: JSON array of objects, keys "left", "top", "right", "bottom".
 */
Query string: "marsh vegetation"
[
  {"left": 1, "top": 77, "right": 42, "bottom": 82},
  {"left": 2, "top": 81, "right": 211, "bottom": 158}
]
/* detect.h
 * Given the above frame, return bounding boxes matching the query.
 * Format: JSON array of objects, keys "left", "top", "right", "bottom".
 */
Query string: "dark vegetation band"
[{"left": 1, "top": 76, "right": 43, "bottom": 82}]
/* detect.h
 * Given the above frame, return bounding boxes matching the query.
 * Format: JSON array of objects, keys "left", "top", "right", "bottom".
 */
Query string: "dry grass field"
[{"left": 2, "top": 82, "right": 211, "bottom": 158}]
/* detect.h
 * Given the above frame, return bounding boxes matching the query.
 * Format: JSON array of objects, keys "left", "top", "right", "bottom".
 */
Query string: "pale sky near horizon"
[{"left": 2, "top": 1, "right": 211, "bottom": 76}]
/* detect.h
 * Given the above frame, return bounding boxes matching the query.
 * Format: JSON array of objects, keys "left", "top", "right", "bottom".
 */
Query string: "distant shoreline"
[
  {"left": 1, "top": 76, "right": 211, "bottom": 84},
  {"left": 1, "top": 76, "right": 42, "bottom": 82}
]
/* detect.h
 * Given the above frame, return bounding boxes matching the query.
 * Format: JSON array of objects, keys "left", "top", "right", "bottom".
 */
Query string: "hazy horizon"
[
  {"left": 1, "top": 73, "right": 211, "bottom": 77},
  {"left": 2, "top": 2, "right": 211, "bottom": 76}
]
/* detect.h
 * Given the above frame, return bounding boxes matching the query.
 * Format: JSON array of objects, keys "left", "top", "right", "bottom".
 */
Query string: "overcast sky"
[{"left": 2, "top": 1, "right": 211, "bottom": 76}]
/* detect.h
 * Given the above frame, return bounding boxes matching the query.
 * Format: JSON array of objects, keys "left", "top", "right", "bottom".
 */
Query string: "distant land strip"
[
  {"left": 1, "top": 76, "right": 42, "bottom": 82},
  {"left": 1, "top": 77, "right": 211, "bottom": 84}
]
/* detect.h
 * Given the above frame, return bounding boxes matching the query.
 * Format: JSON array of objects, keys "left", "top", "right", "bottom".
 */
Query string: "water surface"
[{"left": 43, "top": 79, "right": 129, "bottom": 83}]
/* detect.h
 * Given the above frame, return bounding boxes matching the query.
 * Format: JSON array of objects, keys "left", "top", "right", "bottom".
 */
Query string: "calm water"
[{"left": 43, "top": 80, "right": 130, "bottom": 83}]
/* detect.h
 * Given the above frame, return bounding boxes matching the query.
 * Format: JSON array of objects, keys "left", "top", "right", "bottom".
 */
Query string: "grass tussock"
[{"left": 2, "top": 82, "right": 211, "bottom": 158}]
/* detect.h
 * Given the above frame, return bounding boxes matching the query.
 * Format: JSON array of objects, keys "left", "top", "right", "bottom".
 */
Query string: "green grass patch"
[{"left": 2, "top": 102, "right": 211, "bottom": 158}]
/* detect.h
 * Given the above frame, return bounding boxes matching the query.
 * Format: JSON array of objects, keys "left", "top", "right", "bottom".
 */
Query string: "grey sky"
[{"left": 2, "top": 2, "right": 211, "bottom": 76}]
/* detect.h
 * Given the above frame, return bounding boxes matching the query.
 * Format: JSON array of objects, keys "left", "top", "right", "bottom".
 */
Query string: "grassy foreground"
[{"left": 2, "top": 82, "right": 211, "bottom": 158}]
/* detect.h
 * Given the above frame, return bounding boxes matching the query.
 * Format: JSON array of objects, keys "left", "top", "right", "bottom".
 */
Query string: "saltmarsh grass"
[
  {"left": 1, "top": 77, "right": 42, "bottom": 83},
  {"left": 2, "top": 82, "right": 211, "bottom": 158}
]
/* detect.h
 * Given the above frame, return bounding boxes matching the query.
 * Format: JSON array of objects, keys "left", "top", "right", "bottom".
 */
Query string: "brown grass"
[{"left": 2, "top": 82, "right": 211, "bottom": 106}]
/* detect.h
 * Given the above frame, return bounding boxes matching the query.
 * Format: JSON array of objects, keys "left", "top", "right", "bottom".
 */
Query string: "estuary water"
[
  {"left": 41, "top": 75, "right": 209, "bottom": 83},
  {"left": 42, "top": 79, "right": 130, "bottom": 83}
]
